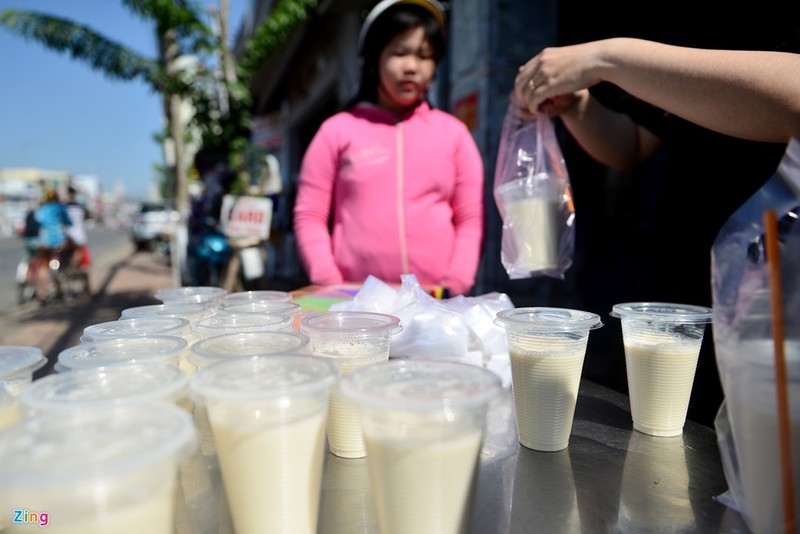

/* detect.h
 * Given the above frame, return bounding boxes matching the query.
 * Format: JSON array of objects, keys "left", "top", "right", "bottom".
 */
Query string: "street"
[{"left": 0, "top": 225, "right": 135, "bottom": 314}]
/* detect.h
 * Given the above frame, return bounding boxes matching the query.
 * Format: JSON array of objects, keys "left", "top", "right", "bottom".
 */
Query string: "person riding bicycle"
[{"left": 34, "top": 188, "right": 72, "bottom": 303}]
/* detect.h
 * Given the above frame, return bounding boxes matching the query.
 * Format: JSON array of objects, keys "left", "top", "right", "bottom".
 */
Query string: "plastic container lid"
[
  {"left": 610, "top": 302, "right": 713, "bottom": 324},
  {"left": 190, "top": 354, "right": 338, "bottom": 402},
  {"left": 189, "top": 331, "right": 310, "bottom": 368},
  {"left": 220, "top": 290, "right": 293, "bottom": 306},
  {"left": 81, "top": 317, "right": 190, "bottom": 343},
  {"left": 340, "top": 359, "right": 501, "bottom": 412},
  {"left": 193, "top": 312, "right": 294, "bottom": 338},
  {"left": 120, "top": 302, "right": 213, "bottom": 323},
  {"left": 0, "top": 402, "right": 196, "bottom": 486},
  {"left": 154, "top": 286, "right": 228, "bottom": 304},
  {"left": 220, "top": 301, "right": 302, "bottom": 315},
  {"left": 0, "top": 346, "right": 46, "bottom": 379},
  {"left": 58, "top": 335, "right": 188, "bottom": 371},
  {"left": 494, "top": 307, "right": 603, "bottom": 333},
  {"left": 300, "top": 311, "right": 403, "bottom": 340},
  {"left": 19, "top": 362, "right": 188, "bottom": 413}
]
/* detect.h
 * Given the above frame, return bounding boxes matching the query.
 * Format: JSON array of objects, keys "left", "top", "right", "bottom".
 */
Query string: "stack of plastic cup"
[
  {"left": 192, "top": 311, "right": 294, "bottom": 340},
  {"left": 57, "top": 335, "right": 188, "bottom": 373},
  {"left": 190, "top": 354, "right": 339, "bottom": 534},
  {"left": 300, "top": 311, "right": 402, "bottom": 458},
  {"left": 610, "top": 302, "right": 712, "bottom": 437},
  {"left": 494, "top": 307, "right": 603, "bottom": 451},
  {"left": 0, "top": 402, "right": 196, "bottom": 533},
  {"left": 0, "top": 345, "right": 47, "bottom": 429},
  {"left": 339, "top": 359, "right": 501, "bottom": 534}
]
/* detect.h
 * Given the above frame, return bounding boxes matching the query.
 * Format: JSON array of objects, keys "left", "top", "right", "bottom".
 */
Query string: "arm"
[
  {"left": 515, "top": 37, "right": 800, "bottom": 144},
  {"left": 440, "top": 127, "right": 484, "bottom": 295},
  {"left": 293, "top": 126, "right": 345, "bottom": 286}
]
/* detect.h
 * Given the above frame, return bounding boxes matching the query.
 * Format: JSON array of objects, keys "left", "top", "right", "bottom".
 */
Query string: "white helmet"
[{"left": 357, "top": 0, "right": 446, "bottom": 56}]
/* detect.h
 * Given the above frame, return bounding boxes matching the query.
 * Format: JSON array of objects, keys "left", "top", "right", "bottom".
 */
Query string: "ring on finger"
[{"left": 528, "top": 79, "right": 537, "bottom": 91}]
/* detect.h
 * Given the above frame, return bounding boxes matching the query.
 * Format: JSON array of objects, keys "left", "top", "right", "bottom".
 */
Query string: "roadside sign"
[{"left": 220, "top": 195, "right": 273, "bottom": 239}]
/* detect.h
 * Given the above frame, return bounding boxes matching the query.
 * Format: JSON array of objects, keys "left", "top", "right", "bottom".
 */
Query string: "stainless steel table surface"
[{"left": 318, "top": 379, "right": 752, "bottom": 534}]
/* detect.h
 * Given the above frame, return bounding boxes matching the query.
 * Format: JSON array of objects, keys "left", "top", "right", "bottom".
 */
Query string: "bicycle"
[{"left": 17, "top": 246, "right": 89, "bottom": 305}]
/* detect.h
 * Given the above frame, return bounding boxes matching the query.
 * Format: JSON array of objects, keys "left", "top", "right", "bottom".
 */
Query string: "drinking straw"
[{"left": 764, "top": 209, "right": 796, "bottom": 534}]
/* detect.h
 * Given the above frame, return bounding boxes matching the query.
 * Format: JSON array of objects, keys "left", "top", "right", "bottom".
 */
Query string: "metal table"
[{"left": 318, "top": 379, "right": 751, "bottom": 533}]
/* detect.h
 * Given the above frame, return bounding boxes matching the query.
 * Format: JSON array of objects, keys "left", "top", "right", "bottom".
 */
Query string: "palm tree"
[{"left": 1, "top": 0, "right": 318, "bottom": 283}]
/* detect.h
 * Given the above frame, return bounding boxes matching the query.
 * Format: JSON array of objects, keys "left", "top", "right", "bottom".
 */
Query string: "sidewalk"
[{"left": 0, "top": 248, "right": 175, "bottom": 378}]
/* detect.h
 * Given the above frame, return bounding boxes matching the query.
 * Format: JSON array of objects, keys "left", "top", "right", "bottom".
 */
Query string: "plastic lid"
[
  {"left": 120, "top": 302, "right": 212, "bottom": 322},
  {"left": 190, "top": 355, "right": 338, "bottom": 402},
  {"left": 221, "top": 290, "right": 293, "bottom": 305},
  {"left": 340, "top": 359, "right": 501, "bottom": 412},
  {"left": 154, "top": 286, "right": 228, "bottom": 304},
  {"left": 193, "top": 312, "right": 293, "bottom": 337},
  {"left": 494, "top": 307, "right": 603, "bottom": 333},
  {"left": 0, "top": 402, "right": 196, "bottom": 485},
  {"left": 220, "top": 301, "right": 302, "bottom": 315},
  {"left": 19, "top": 363, "right": 188, "bottom": 412},
  {"left": 189, "top": 331, "right": 310, "bottom": 367},
  {"left": 300, "top": 311, "right": 403, "bottom": 339},
  {"left": 610, "top": 302, "right": 713, "bottom": 324},
  {"left": 58, "top": 335, "right": 187, "bottom": 371},
  {"left": 0, "top": 346, "right": 46, "bottom": 379},
  {"left": 81, "top": 317, "right": 190, "bottom": 343}
]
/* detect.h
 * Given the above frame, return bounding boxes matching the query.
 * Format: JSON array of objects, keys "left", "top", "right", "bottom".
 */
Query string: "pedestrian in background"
[{"left": 293, "top": 0, "right": 484, "bottom": 296}]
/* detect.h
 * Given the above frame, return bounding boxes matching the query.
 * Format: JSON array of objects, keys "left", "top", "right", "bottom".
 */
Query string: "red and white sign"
[{"left": 220, "top": 195, "right": 273, "bottom": 239}]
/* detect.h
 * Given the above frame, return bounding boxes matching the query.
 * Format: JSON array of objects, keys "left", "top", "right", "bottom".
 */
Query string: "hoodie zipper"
[{"left": 396, "top": 121, "right": 409, "bottom": 274}]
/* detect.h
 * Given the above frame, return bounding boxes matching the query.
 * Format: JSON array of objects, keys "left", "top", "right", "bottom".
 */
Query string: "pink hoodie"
[{"left": 294, "top": 101, "right": 484, "bottom": 295}]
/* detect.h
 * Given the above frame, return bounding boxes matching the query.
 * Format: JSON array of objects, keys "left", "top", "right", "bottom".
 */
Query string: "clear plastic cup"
[
  {"left": 188, "top": 331, "right": 310, "bottom": 373},
  {"left": 154, "top": 286, "right": 228, "bottom": 307},
  {"left": 0, "top": 345, "right": 47, "bottom": 429},
  {"left": 219, "top": 301, "right": 304, "bottom": 328},
  {"left": 120, "top": 302, "right": 214, "bottom": 323},
  {"left": 300, "top": 311, "right": 402, "bottom": 458},
  {"left": 610, "top": 302, "right": 712, "bottom": 437},
  {"left": 220, "top": 290, "right": 292, "bottom": 307},
  {"left": 57, "top": 335, "right": 188, "bottom": 372},
  {"left": 190, "top": 355, "right": 339, "bottom": 534},
  {"left": 80, "top": 317, "right": 191, "bottom": 343},
  {"left": 494, "top": 307, "right": 602, "bottom": 451},
  {"left": 192, "top": 311, "right": 294, "bottom": 340},
  {"left": 339, "top": 359, "right": 501, "bottom": 534},
  {"left": 18, "top": 362, "right": 189, "bottom": 417},
  {"left": 0, "top": 402, "right": 197, "bottom": 533}
]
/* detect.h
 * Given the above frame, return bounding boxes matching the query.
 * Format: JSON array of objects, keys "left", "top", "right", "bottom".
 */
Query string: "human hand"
[{"left": 514, "top": 41, "right": 606, "bottom": 114}]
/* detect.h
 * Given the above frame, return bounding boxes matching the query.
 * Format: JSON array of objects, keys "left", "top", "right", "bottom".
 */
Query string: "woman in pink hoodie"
[{"left": 293, "top": 0, "right": 484, "bottom": 296}]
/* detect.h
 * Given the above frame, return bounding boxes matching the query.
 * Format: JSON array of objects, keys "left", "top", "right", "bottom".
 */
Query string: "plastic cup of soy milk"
[
  {"left": 0, "top": 345, "right": 47, "bottom": 430},
  {"left": 0, "top": 402, "right": 196, "bottom": 533},
  {"left": 300, "top": 311, "right": 402, "bottom": 458},
  {"left": 339, "top": 359, "right": 501, "bottom": 534},
  {"left": 610, "top": 302, "right": 712, "bottom": 437},
  {"left": 494, "top": 307, "right": 602, "bottom": 451},
  {"left": 190, "top": 354, "right": 338, "bottom": 534}
]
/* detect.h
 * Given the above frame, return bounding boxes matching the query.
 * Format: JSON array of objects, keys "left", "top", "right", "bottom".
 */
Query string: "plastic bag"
[
  {"left": 493, "top": 102, "right": 575, "bottom": 279},
  {"left": 711, "top": 137, "right": 800, "bottom": 534}
]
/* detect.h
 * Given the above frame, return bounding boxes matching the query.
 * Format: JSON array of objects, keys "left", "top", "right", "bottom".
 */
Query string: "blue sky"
[{"left": 0, "top": 0, "right": 245, "bottom": 201}]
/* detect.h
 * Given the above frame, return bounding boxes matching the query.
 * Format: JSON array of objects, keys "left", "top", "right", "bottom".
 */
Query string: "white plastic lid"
[
  {"left": 0, "top": 346, "right": 46, "bottom": 379},
  {"left": 120, "top": 302, "right": 212, "bottom": 322},
  {"left": 0, "top": 402, "right": 196, "bottom": 486},
  {"left": 300, "top": 311, "right": 403, "bottom": 340},
  {"left": 81, "top": 317, "right": 190, "bottom": 343},
  {"left": 221, "top": 290, "right": 293, "bottom": 306},
  {"left": 340, "top": 359, "right": 501, "bottom": 412},
  {"left": 19, "top": 363, "right": 188, "bottom": 413},
  {"left": 58, "top": 335, "right": 187, "bottom": 371},
  {"left": 190, "top": 354, "right": 338, "bottom": 402},
  {"left": 189, "top": 331, "right": 310, "bottom": 367},
  {"left": 155, "top": 286, "right": 228, "bottom": 304},
  {"left": 220, "top": 301, "right": 302, "bottom": 315},
  {"left": 610, "top": 302, "right": 713, "bottom": 324},
  {"left": 494, "top": 307, "right": 603, "bottom": 333},
  {"left": 193, "top": 312, "right": 293, "bottom": 337}
]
